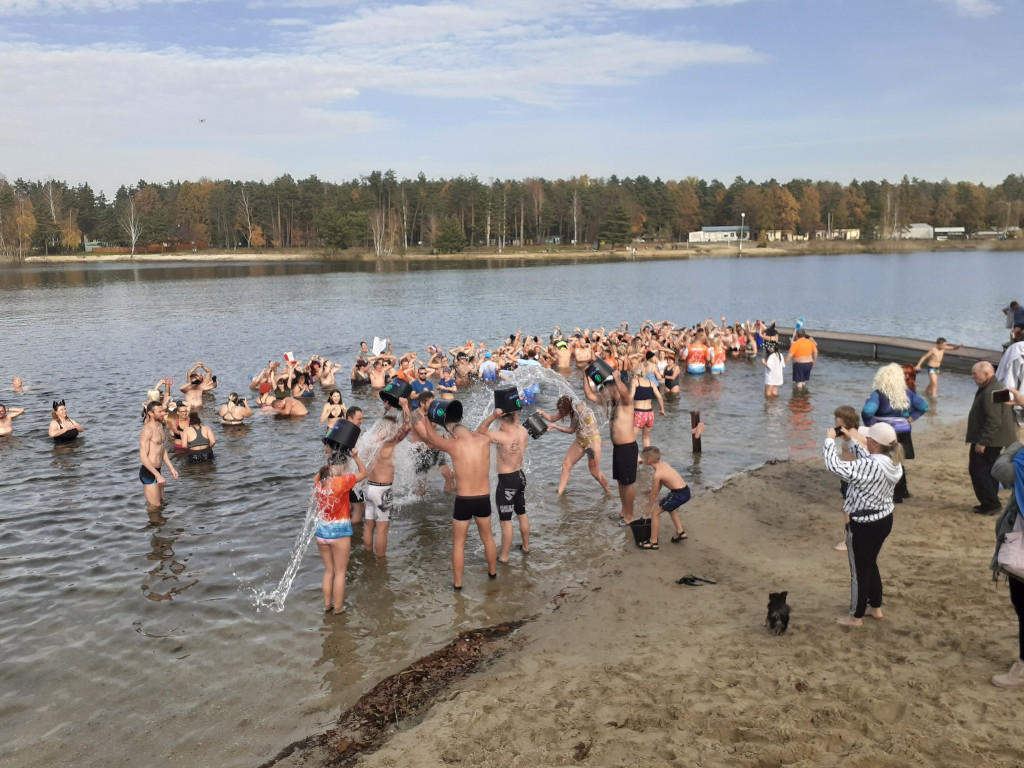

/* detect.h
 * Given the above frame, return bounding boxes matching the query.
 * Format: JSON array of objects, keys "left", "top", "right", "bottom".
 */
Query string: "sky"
[{"left": 0, "top": 0, "right": 1020, "bottom": 195}]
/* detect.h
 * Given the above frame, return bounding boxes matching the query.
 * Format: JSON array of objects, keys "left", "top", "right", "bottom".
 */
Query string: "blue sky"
[{"left": 0, "top": 0, "right": 1019, "bottom": 195}]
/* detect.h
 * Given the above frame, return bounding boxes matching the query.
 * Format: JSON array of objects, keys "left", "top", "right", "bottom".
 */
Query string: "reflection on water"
[{"left": 0, "top": 254, "right": 995, "bottom": 768}]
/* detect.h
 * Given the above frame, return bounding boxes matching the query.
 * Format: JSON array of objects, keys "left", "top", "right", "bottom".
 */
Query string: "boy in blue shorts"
[{"left": 640, "top": 445, "right": 691, "bottom": 549}]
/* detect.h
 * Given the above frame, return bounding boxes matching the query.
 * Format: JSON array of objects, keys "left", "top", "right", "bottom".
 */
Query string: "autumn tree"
[
  {"left": 798, "top": 185, "right": 821, "bottom": 235},
  {"left": 666, "top": 178, "right": 701, "bottom": 241}
]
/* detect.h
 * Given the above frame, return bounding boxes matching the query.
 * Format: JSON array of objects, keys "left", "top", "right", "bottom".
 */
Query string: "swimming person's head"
[
  {"left": 228, "top": 393, "right": 239, "bottom": 405},
  {"left": 329, "top": 391, "right": 342, "bottom": 405},
  {"left": 189, "top": 412, "right": 201, "bottom": 426}
]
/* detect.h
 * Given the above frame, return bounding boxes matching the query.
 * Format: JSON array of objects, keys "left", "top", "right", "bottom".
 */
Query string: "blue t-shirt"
[{"left": 410, "top": 380, "right": 434, "bottom": 409}]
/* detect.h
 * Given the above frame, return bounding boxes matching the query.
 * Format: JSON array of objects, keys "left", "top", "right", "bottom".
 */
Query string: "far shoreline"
[{"left": 9, "top": 237, "right": 1023, "bottom": 266}]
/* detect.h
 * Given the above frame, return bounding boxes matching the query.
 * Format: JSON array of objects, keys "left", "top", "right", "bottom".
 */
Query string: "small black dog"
[{"left": 766, "top": 591, "right": 790, "bottom": 635}]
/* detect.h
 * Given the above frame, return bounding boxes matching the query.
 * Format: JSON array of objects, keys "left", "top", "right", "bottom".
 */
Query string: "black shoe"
[{"left": 974, "top": 505, "right": 1002, "bottom": 515}]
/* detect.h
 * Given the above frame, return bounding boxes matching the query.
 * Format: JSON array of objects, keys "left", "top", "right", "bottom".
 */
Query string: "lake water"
[{"left": 0, "top": 250, "right": 1006, "bottom": 768}]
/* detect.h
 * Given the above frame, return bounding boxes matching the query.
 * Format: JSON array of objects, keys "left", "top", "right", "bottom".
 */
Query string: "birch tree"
[{"left": 118, "top": 192, "right": 142, "bottom": 257}]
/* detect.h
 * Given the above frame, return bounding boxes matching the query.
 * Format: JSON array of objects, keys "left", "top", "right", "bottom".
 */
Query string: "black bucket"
[
  {"left": 494, "top": 385, "right": 523, "bottom": 413},
  {"left": 379, "top": 378, "right": 412, "bottom": 408},
  {"left": 585, "top": 359, "right": 615, "bottom": 389},
  {"left": 427, "top": 399, "right": 463, "bottom": 429},
  {"left": 523, "top": 412, "right": 547, "bottom": 439},
  {"left": 628, "top": 518, "right": 652, "bottom": 546},
  {"left": 322, "top": 419, "right": 360, "bottom": 450}
]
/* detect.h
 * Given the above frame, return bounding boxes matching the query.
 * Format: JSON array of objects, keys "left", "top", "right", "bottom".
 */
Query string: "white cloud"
[{"left": 944, "top": 0, "right": 1000, "bottom": 17}]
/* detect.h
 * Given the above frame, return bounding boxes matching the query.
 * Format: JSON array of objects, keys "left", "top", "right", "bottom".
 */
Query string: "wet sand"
[{"left": 279, "top": 417, "right": 1024, "bottom": 767}]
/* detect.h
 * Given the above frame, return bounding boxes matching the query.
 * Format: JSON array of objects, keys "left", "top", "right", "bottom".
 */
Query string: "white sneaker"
[{"left": 992, "top": 660, "right": 1024, "bottom": 688}]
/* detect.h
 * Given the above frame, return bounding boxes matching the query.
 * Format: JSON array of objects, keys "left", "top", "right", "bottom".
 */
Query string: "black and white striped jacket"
[{"left": 822, "top": 438, "right": 903, "bottom": 522}]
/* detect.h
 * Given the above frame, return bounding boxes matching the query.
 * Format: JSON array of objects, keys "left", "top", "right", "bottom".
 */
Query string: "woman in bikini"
[
  {"left": 535, "top": 395, "right": 610, "bottom": 495},
  {"left": 630, "top": 371, "right": 665, "bottom": 448},
  {"left": 319, "top": 390, "right": 346, "bottom": 429},
  {"left": 219, "top": 393, "right": 252, "bottom": 425}
]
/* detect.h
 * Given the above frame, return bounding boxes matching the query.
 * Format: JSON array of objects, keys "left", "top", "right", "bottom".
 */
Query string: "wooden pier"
[{"left": 776, "top": 326, "right": 1001, "bottom": 373}]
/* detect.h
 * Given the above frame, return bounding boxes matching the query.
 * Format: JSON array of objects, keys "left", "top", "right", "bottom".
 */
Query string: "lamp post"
[{"left": 739, "top": 212, "right": 746, "bottom": 253}]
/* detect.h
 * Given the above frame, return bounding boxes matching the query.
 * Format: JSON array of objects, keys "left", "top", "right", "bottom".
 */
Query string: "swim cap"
[
  {"left": 259, "top": 382, "right": 272, "bottom": 395},
  {"left": 484, "top": 352, "right": 492, "bottom": 358}
]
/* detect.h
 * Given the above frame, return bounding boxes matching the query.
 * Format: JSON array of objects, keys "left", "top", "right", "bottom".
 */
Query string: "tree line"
[{"left": 1, "top": 171, "right": 1022, "bottom": 260}]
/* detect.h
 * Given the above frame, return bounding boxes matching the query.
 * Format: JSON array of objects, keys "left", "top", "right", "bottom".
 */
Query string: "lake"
[{"left": 0, "top": 250, "right": 1005, "bottom": 768}]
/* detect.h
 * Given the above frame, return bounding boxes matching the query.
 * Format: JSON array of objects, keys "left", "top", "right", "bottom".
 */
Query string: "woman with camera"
[{"left": 823, "top": 421, "right": 904, "bottom": 627}]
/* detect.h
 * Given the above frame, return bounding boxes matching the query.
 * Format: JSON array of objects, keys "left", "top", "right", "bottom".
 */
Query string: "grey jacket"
[
  {"left": 967, "top": 378, "right": 1017, "bottom": 448},
  {"left": 990, "top": 442, "right": 1023, "bottom": 581}
]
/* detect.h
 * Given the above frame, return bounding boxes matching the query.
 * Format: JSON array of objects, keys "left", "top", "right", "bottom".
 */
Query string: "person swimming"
[{"left": 48, "top": 399, "right": 83, "bottom": 443}]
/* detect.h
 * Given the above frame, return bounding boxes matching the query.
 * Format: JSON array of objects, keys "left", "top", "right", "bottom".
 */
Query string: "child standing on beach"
[
  {"left": 914, "top": 337, "right": 961, "bottom": 397},
  {"left": 640, "top": 446, "right": 691, "bottom": 549},
  {"left": 831, "top": 406, "right": 861, "bottom": 552}
]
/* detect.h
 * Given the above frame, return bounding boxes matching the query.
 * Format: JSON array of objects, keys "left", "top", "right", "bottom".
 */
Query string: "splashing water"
[{"left": 252, "top": 486, "right": 320, "bottom": 612}]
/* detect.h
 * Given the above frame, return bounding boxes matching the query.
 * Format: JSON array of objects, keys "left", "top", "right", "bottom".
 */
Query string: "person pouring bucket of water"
[
  {"left": 419, "top": 398, "right": 499, "bottom": 589},
  {"left": 477, "top": 386, "right": 531, "bottom": 564}
]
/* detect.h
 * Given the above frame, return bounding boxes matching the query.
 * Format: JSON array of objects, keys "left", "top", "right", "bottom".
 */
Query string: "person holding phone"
[{"left": 967, "top": 361, "right": 1019, "bottom": 514}]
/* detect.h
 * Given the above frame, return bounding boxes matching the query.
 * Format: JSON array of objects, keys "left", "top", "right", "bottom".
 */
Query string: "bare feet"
[
  {"left": 332, "top": 607, "right": 346, "bottom": 616},
  {"left": 833, "top": 541, "right": 847, "bottom": 551},
  {"left": 865, "top": 607, "right": 884, "bottom": 620},
  {"left": 836, "top": 615, "right": 863, "bottom": 627}
]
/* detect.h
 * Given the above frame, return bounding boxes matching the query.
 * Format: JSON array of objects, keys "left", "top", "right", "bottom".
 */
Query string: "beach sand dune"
[{"left": 282, "top": 420, "right": 1024, "bottom": 767}]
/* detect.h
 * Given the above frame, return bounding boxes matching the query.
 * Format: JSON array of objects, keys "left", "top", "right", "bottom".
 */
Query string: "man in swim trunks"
[
  {"left": 363, "top": 398, "right": 411, "bottom": 558},
  {"left": 641, "top": 445, "right": 691, "bottom": 548},
  {"left": 139, "top": 401, "right": 178, "bottom": 508},
  {"left": 786, "top": 329, "right": 818, "bottom": 389},
  {"left": 409, "top": 391, "right": 455, "bottom": 494},
  {"left": 420, "top": 414, "right": 498, "bottom": 589},
  {"left": 584, "top": 368, "right": 637, "bottom": 524},
  {"left": 0, "top": 403, "right": 25, "bottom": 436},
  {"left": 477, "top": 407, "right": 530, "bottom": 563},
  {"left": 914, "top": 337, "right": 962, "bottom": 397}
]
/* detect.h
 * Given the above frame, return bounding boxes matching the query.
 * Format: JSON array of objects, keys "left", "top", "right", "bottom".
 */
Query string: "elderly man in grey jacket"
[{"left": 968, "top": 361, "right": 1018, "bottom": 514}]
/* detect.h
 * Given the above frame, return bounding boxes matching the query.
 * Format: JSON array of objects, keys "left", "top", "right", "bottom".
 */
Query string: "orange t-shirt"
[
  {"left": 687, "top": 343, "right": 709, "bottom": 366},
  {"left": 316, "top": 474, "right": 357, "bottom": 523},
  {"left": 790, "top": 338, "right": 817, "bottom": 357}
]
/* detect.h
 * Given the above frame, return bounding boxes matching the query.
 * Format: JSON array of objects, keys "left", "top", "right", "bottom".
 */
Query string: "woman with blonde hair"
[
  {"left": 535, "top": 395, "right": 610, "bottom": 495},
  {"left": 862, "top": 363, "right": 928, "bottom": 502}
]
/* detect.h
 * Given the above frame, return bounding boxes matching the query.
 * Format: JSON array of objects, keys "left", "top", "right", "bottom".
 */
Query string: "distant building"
[
  {"left": 934, "top": 226, "right": 967, "bottom": 240},
  {"left": 902, "top": 223, "right": 934, "bottom": 240},
  {"left": 973, "top": 230, "right": 1002, "bottom": 240},
  {"left": 762, "top": 230, "right": 808, "bottom": 242},
  {"left": 688, "top": 226, "right": 749, "bottom": 244},
  {"left": 813, "top": 228, "right": 860, "bottom": 241}
]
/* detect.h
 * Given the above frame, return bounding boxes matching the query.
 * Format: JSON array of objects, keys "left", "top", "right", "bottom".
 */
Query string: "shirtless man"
[
  {"left": 552, "top": 339, "right": 573, "bottom": 370},
  {"left": 584, "top": 370, "right": 637, "bottom": 523},
  {"left": 344, "top": 407, "right": 366, "bottom": 523},
  {"left": 915, "top": 337, "right": 962, "bottom": 397},
  {"left": 12, "top": 377, "right": 24, "bottom": 392},
  {"left": 139, "top": 401, "right": 178, "bottom": 507},
  {"left": 421, "top": 414, "right": 498, "bottom": 589},
  {"left": 409, "top": 391, "right": 455, "bottom": 493},
  {"left": 314, "top": 357, "right": 342, "bottom": 390},
  {"left": 270, "top": 396, "right": 308, "bottom": 417},
  {"left": 0, "top": 403, "right": 25, "bottom": 436},
  {"left": 180, "top": 361, "right": 216, "bottom": 408},
  {"left": 364, "top": 398, "right": 411, "bottom": 558},
  {"left": 573, "top": 333, "right": 595, "bottom": 368},
  {"left": 368, "top": 358, "right": 391, "bottom": 389},
  {"left": 477, "top": 407, "right": 530, "bottom": 563}
]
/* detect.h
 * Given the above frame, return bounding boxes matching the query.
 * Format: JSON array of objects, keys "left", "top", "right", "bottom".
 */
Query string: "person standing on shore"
[
  {"left": 477, "top": 407, "right": 531, "bottom": 563},
  {"left": 139, "top": 401, "right": 177, "bottom": 507},
  {"left": 420, "top": 417, "right": 498, "bottom": 589},
  {"left": 823, "top": 421, "right": 903, "bottom": 627},
  {"left": 966, "top": 361, "right": 1018, "bottom": 515},
  {"left": 989, "top": 438, "right": 1024, "bottom": 687},
  {"left": 786, "top": 330, "right": 818, "bottom": 389},
  {"left": 584, "top": 369, "right": 637, "bottom": 524}
]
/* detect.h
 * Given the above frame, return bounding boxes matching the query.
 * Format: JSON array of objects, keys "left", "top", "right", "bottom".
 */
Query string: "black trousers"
[
  {"left": 847, "top": 514, "right": 893, "bottom": 618},
  {"left": 969, "top": 445, "right": 1003, "bottom": 509},
  {"left": 1010, "top": 576, "right": 1024, "bottom": 661}
]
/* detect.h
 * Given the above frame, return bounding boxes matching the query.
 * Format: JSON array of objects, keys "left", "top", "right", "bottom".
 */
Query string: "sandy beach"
[{"left": 274, "top": 417, "right": 1024, "bottom": 767}]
